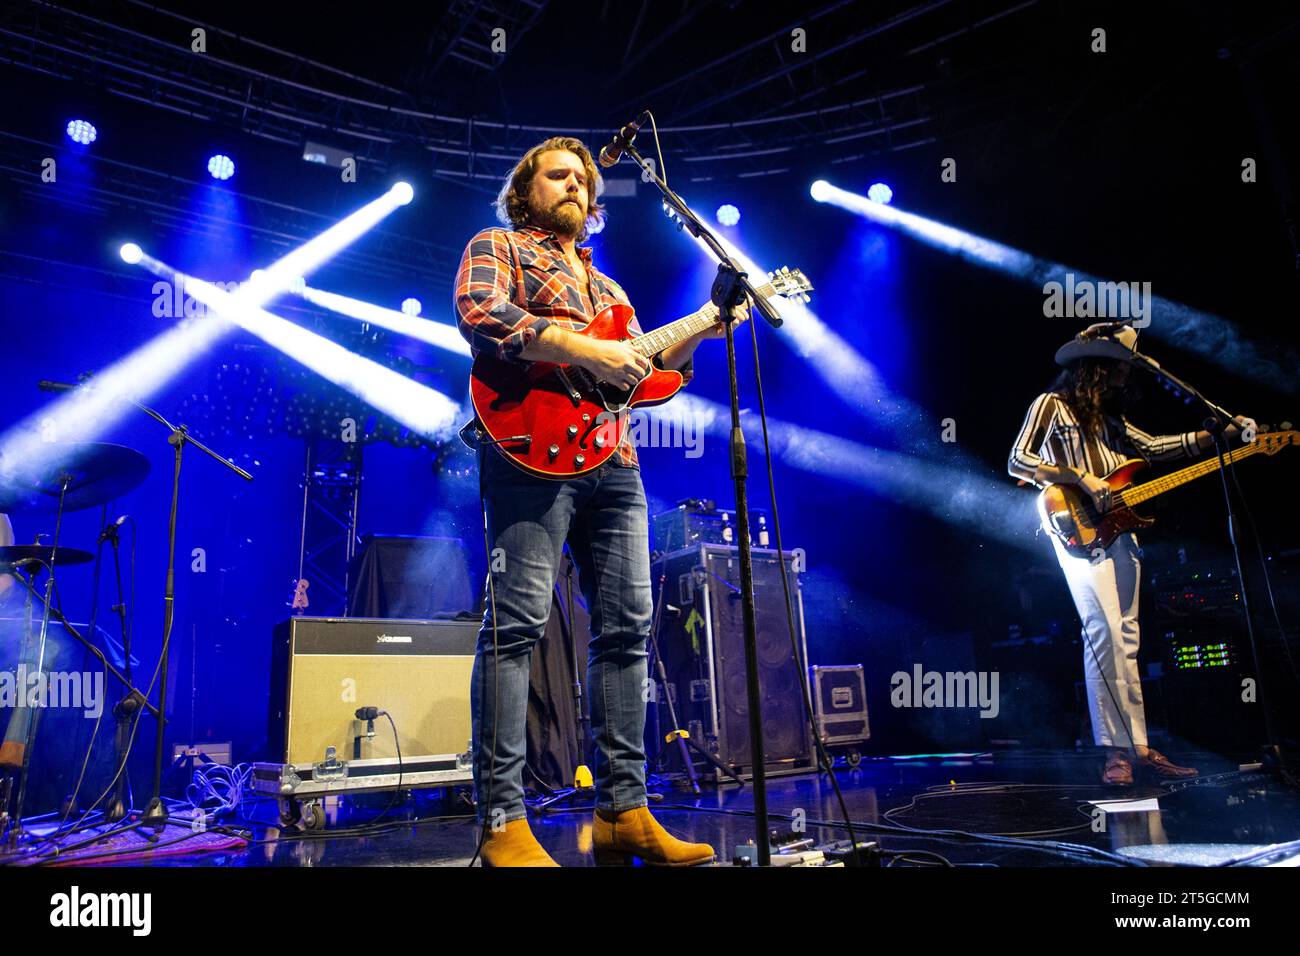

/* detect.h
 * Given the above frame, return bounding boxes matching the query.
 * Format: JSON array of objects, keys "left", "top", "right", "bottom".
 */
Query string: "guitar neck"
[
  {"left": 631, "top": 279, "right": 777, "bottom": 357},
  {"left": 1117, "top": 441, "right": 1263, "bottom": 507}
]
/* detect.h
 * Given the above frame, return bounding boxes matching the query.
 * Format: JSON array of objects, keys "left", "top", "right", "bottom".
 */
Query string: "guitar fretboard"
[
  {"left": 1117, "top": 439, "right": 1265, "bottom": 507},
  {"left": 631, "top": 279, "right": 776, "bottom": 357}
]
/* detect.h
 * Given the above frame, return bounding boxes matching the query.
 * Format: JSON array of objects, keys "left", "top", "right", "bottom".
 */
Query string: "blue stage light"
[
  {"left": 119, "top": 243, "right": 143, "bottom": 265},
  {"left": 867, "top": 182, "right": 893, "bottom": 205},
  {"left": 401, "top": 297, "right": 422, "bottom": 316},
  {"left": 66, "top": 120, "right": 97, "bottom": 145},
  {"left": 207, "top": 154, "right": 235, "bottom": 180},
  {"left": 716, "top": 204, "right": 740, "bottom": 226}
]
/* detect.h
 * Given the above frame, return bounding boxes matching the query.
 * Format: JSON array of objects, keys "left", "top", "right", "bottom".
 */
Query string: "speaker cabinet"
[{"left": 650, "top": 545, "right": 814, "bottom": 779}]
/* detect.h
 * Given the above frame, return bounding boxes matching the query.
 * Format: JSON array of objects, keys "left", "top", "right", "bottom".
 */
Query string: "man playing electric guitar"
[
  {"left": 1008, "top": 322, "right": 1255, "bottom": 787},
  {"left": 454, "top": 136, "right": 747, "bottom": 865}
]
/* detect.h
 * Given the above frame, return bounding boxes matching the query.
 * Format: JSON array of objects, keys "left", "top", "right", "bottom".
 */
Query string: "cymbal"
[
  {"left": 0, "top": 545, "right": 94, "bottom": 568},
  {"left": 0, "top": 443, "right": 150, "bottom": 514}
]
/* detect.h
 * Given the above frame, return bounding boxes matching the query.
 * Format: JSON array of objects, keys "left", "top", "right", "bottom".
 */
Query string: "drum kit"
[
  {"left": 0, "top": 441, "right": 160, "bottom": 847},
  {"left": 0, "top": 384, "right": 253, "bottom": 856}
]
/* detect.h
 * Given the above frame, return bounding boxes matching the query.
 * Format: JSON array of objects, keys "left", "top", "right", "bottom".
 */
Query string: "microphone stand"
[
  {"left": 130, "top": 400, "right": 252, "bottom": 829},
  {"left": 6, "top": 478, "right": 69, "bottom": 848},
  {"left": 616, "top": 136, "right": 782, "bottom": 866},
  {"left": 1128, "top": 352, "right": 1283, "bottom": 770}
]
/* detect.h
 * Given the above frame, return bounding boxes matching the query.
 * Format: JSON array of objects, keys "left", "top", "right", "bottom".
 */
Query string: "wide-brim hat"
[{"left": 1054, "top": 322, "right": 1140, "bottom": 367}]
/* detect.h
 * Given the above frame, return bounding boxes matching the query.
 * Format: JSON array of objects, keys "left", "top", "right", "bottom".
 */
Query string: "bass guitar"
[{"left": 1038, "top": 427, "right": 1297, "bottom": 558}]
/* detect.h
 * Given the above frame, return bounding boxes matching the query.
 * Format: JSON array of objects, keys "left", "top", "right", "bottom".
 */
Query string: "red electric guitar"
[{"left": 469, "top": 267, "right": 813, "bottom": 477}]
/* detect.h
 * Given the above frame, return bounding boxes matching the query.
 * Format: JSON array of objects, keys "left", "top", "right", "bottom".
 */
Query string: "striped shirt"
[
  {"left": 454, "top": 225, "right": 692, "bottom": 469},
  {"left": 1008, "top": 391, "right": 1201, "bottom": 488}
]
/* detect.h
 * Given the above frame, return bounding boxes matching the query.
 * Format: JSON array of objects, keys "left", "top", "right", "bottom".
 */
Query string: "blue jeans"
[{"left": 471, "top": 447, "right": 652, "bottom": 825}]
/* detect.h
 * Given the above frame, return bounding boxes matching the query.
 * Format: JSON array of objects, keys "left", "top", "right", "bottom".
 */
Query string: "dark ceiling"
[{"left": 5, "top": 0, "right": 1298, "bottom": 190}]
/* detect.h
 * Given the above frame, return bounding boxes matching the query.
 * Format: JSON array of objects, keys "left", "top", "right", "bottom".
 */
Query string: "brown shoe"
[
  {"left": 1138, "top": 748, "right": 1198, "bottom": 779},
  {"left": 592, "top": 806, "right": 714, "bottom": 866},
  {"left": 0, "top": 740, "right": 23, "bottom": 770},
  {"left": 480, "top": 817, "right": 560, "bottom": 867},
  {"left": 1102, "top": 750, "right": 1134, "bottom": 787}
]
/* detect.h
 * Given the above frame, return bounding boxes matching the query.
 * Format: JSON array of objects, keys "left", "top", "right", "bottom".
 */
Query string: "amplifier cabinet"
[
  {"left": 268, "top": 616, "right": 477, "bottom": 766},
  {"left": 650, "top": 545, "right": 814, "bottom": 780}
]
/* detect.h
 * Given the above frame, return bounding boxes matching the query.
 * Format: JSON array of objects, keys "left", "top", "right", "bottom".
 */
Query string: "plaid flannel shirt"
[{"left": 454, "top": 224, "right": 693, "bottom": 468}]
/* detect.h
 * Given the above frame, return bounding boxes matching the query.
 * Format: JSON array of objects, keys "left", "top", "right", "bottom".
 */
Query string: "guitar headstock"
[
  {"left": 1252, "top": 424, "right": 1298, "bottom": 456},
  {"left": 766, "top": 265, "right": 813, "bottom": 303}
]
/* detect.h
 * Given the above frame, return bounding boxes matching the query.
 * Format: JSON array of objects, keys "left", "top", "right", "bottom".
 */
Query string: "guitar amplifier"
[
  {"left": 652, "top": 501, "right": 770, "bottom": 554},
  {"left": 268, "top": 616, "right": 477, "bottom": 765},
  {"left": 649, "top": 544, "right": 814, "bottom": 780}
]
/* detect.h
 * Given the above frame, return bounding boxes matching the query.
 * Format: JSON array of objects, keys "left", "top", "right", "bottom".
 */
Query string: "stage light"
[
  {"left": 66, "top": 120, "right": 97, "bottom": 145},
  {"left": 716, "top": 204, "right": 740, "bottom": 227},
  {"left": 297, "top": 285, "right": 470, "bottom": 357},
  {"left": 138, "top": 257, "right": 462, "bottom": 440},
  {"left": 401, "top": 297, "right": 422, "bottom": 316},
  {"left": 207, "top": 154, "right": 235, "bottom": 180},
  {"left": 811, "top": 179, "right": 1299, "bottom": 394},
  {"left": 809, "top": 180, "right": 831, "bottom": 202},
  {"left": 119, "top": 243, "right": 143, "bottom": 265},
  {"left": 684, "top": 224, "right": 988, "bottom": 469},
  {"left": 867, "top": 182, "right": 893, "bottom": 205},
  {"left": 654, "top": 394, "right": 1040, "bottom": 550},
  {"left": 390, "top": 181, "right": 414, "bottom": 205},
  {"left": 0, "top": 187, "right": 414, "bottom": 484}
]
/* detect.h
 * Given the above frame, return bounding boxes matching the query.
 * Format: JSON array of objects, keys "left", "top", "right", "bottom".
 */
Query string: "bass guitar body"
[
  {"left": 469, "top": 303, "right": 683, "bottom": 478},
  {"left": 1037, "top": 459, "right": 1153, "bottom": 558}
]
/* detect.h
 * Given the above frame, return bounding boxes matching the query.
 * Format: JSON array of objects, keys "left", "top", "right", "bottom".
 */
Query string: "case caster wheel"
[
  {"left": 846, "top": 749, "right": 862, "bottom": 768},
  {"left": 278, "top": 798, "right": 302, "bottom": 828},
  {"left": 302, "top": 802, "right": 325, "bottom": 830}
]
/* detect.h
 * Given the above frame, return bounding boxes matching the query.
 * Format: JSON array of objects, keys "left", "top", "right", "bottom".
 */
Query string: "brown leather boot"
[
  {"left": 592, "top": 806, "right": 714, "bottom": 866},
  {"left": 480, "top": 818, "right": 560, "bottom": 867},
  {"left": 0, "top": 740, "right": 23, "bottom": 770},
  {"left": 1102, "top": 750, "right": 1134, "bottom": 787},
  {"left": 1137, "top": 748, "right": 1198, "bottom": 780}
]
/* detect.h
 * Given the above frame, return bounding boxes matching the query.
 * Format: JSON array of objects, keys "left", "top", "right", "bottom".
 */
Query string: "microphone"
[
  {"left": 38, "top": 380, "right": 78, "bottom": 392},
  {"left": 355, "top": 706, "right": 385, "bottom": 721},
  {"left": 98, "top": 515, "right": 129, "bottom": 543},
  {"left": 598, "top": 111, "right": 650, "bottom": 168}
]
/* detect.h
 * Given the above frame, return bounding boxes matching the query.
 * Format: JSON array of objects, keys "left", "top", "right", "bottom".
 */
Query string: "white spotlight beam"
[
  {"left": 651, "top": 393, "right": 1041, "bottom": 551},
  {"left": 298, "top": 285, "right": 471, "bottom": 357},
  {"left": 690, "top": 229, "right": 981, "bottom": 464},
  {"left": 137, "top": 256, "right": 461, "bottom": 440},
  {"left": 813, "top": 180, "right": 1299, "bottom": 395},
  {"left": 0, "top": 185, "right": 415, "bottom": 483}
]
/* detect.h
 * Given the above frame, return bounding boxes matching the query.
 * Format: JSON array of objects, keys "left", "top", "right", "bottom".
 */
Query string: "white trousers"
[{"left": 1050, "top": 531, "right": 1148, "bottom": 749}]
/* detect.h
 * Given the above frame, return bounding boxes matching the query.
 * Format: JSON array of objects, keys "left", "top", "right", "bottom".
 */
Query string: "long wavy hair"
[
  {"left": 494, "top": 136, "right": 606, "bottom": 242},
  {"left": 1052, "top": 358, "right": 1132, "bottom": 440}
]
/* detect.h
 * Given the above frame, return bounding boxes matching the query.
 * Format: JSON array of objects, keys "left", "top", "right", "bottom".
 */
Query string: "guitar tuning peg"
[{"left": 1281, "top": 420, "right": 1293, "bottom": 430}]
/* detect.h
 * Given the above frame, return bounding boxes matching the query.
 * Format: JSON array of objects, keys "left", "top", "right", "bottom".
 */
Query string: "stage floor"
[{"left": 74, "top": 748, "right": 1300, "bottom": 868}]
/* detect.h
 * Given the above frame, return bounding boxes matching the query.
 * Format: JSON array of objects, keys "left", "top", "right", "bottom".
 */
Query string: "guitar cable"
[
  {"left": 742, "top": 299, "right": 862, "bottom": 858},
  {"left": 469, "top": 448, "right": 501, "bottom": 867},
  {"left": 1226, "top": 457, "right": 1300, "bottom": 691}
]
